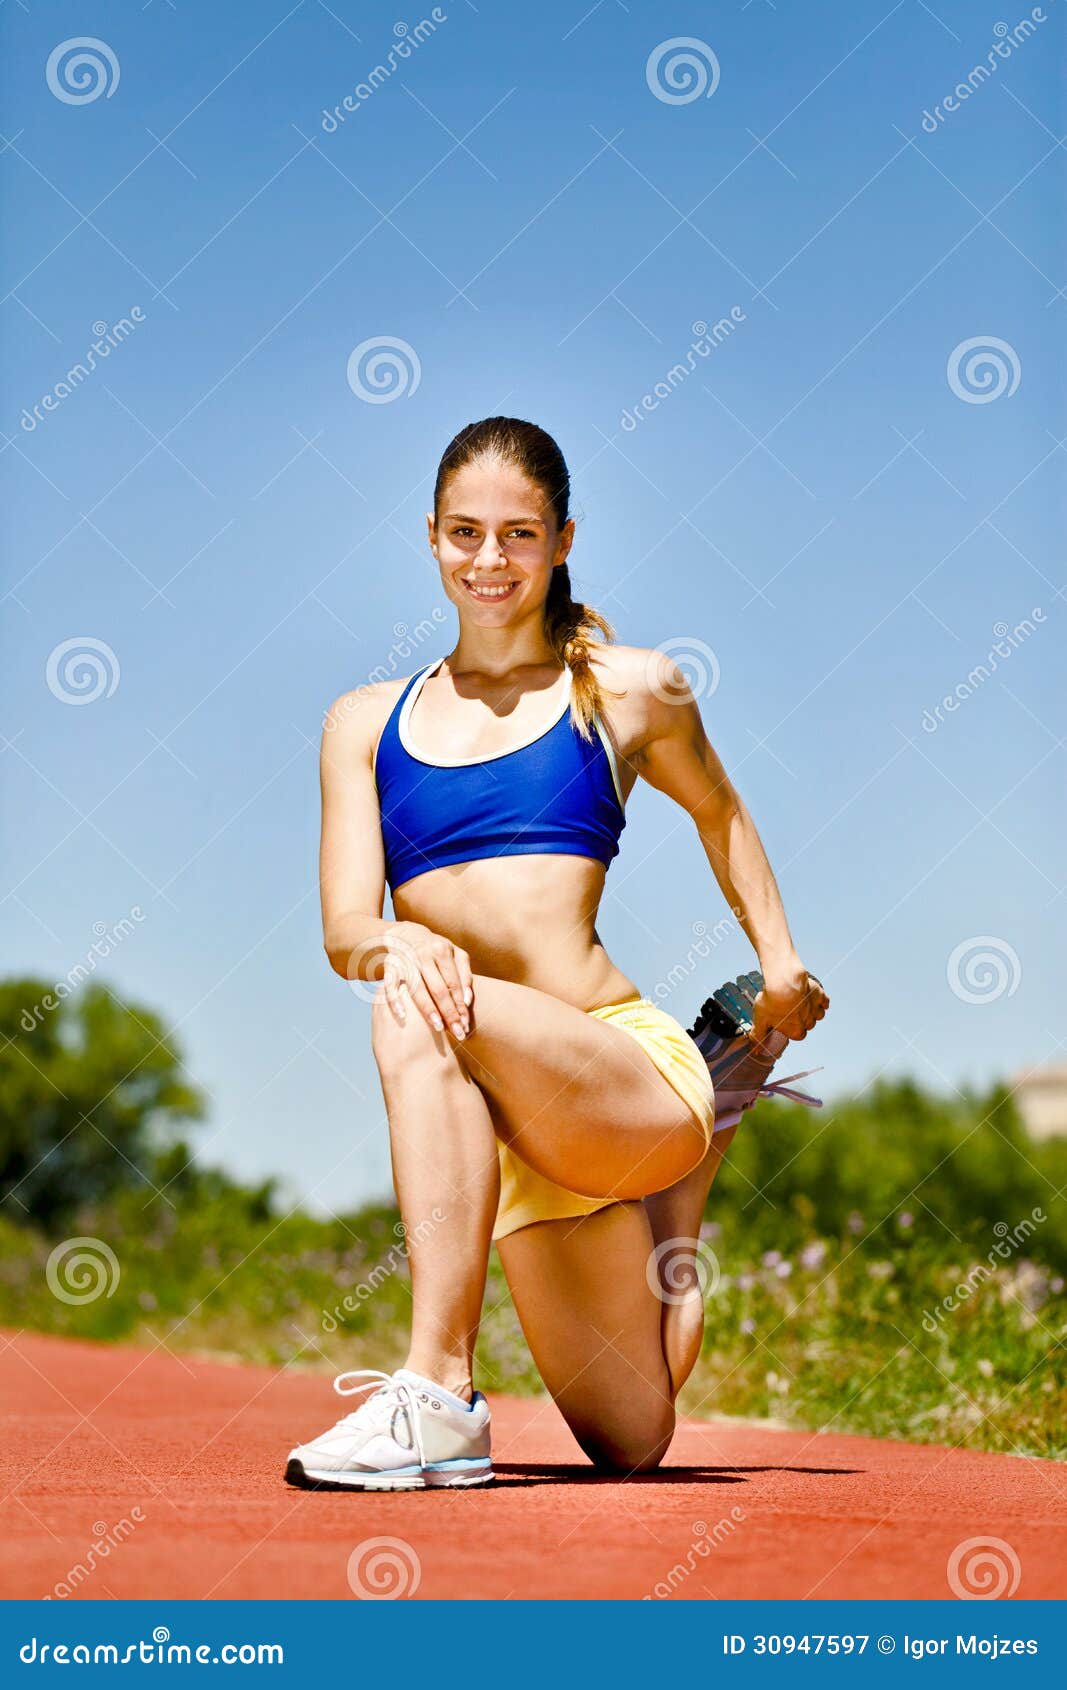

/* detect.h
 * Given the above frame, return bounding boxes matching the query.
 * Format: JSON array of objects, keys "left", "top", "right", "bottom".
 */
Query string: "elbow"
[
  {"left": 323, "top": 926, "right": 358, "bottom": 980},
  {"left": 324, "top": 941, "right": 350, "bottom": 980}
]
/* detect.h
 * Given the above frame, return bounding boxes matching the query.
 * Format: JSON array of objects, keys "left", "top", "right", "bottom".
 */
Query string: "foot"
[
  {"left": 285, "top": 1368, "right": 493, "bottom": 1491},
  {"left": 689, "top": 970, "right": 823, "bottom": 1133}
]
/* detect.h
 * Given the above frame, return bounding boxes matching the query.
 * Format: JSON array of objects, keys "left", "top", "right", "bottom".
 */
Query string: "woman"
[{"left": 287, "top": 417, "right": 828, "bottom": 1489}]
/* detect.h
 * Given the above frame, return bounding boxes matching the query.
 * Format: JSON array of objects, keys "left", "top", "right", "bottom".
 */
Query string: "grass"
[{"left": 2, "top": 1139, "right": 1064, "bottom": 1459}]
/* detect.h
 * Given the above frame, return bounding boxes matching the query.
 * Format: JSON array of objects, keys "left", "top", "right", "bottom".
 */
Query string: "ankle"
[{"left": 402, "top": 1357, "right": 473, "bottom": 1404}]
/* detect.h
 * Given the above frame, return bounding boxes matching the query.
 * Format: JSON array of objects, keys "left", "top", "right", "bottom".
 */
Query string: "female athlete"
[{"left": 287, "top": 416, "right": 828, "bottom": 1489}]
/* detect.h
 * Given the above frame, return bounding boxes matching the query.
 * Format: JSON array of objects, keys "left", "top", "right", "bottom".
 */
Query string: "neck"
[{"left": 447, "top": 619, "right": 560, "bottom": 680}]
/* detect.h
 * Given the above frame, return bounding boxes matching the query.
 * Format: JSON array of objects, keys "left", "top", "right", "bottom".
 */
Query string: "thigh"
[
  {"left": 496, "top": 1202, "right": 675, "bottom": 1473},
  {"left": 459, "top": 974, "right": 708, "bottom": 1200}
]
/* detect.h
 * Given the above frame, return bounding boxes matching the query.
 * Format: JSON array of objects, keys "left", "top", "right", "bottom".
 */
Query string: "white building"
[{"left": 1012, "top": 1064, "right": 1067, "bottom": 1141}]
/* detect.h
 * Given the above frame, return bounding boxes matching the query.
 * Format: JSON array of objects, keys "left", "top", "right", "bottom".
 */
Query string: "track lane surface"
[{"left": 3, "top": 1331, "right": 1064, "bottom": 1599}]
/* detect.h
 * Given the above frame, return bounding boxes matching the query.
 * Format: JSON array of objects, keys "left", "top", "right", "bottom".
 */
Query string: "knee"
[
  {"left": 370, "top": 990, "right": 454, "bottom": 1085},
  {"left": 580, "top": 1410, "right": 675, "bottom": 1476}
]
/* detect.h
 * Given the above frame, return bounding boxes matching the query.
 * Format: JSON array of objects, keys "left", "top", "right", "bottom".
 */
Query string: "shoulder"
[
  {"left": 591, "top": 641, "right": 700, "bottom": 719},
  {"left": 589, "top": 642, "right": 706, "bottom": 763},
  {"left": 321, "top": 674, "right": 413, "bottom": 762}
]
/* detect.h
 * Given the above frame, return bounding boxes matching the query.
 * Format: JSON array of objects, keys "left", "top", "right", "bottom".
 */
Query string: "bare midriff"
[{"left": 392, "top": 851, "right": 640, "bottom": 1012}]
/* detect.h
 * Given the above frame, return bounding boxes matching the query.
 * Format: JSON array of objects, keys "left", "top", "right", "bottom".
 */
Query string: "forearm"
[
  {"left": 323, "top": 910, "right": 414, "bottom": 980},
  {"left": 696, "top": 797, "right": 799, "bottom": 979}
]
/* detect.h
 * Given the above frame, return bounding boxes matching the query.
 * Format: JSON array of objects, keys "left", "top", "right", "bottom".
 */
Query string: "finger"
[
  {"left": 382, "top": 962, "right": 407, "bottom": 1024},
  {"left": 430, "top": 943, "right": 469, "bottom": 1026},
  {"left": 420, "top": 961, "right": 464, "bottom": 1036},
  {"left": 749, "top": 992, "right": 770, "bottom": 1039},
  {"left": 454, "top": 947, "right": 474, "bottom": 1010},
  {"left": 408, "top": 976, "right": 448, "bottom": 1034}
]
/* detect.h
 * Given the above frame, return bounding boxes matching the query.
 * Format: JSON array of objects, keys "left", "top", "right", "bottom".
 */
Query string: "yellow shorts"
[{"left": 493, "top": 994, "right": 716, "bottom": 1242}]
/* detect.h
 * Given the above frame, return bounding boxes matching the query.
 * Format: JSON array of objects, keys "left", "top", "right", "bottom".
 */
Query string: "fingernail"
[
  {"left": 452, "top": 1022, "right": 465, "bottom": 1039},
  {"left": 464, "top": 987, "right": 472, "bottom": 1005},
  {"left": 432, "top": 1015, "right": 443, "bottom": 1032}
]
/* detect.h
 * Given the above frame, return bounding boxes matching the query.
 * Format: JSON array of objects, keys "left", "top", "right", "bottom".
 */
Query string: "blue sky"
[{"left": 2, "top": 0, "right": 1064, "bottom": 1213}]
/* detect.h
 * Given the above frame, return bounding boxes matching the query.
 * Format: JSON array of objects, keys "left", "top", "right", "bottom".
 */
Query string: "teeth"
[{"left": 465, "top": 581, "right": 515, "bottom": 598}]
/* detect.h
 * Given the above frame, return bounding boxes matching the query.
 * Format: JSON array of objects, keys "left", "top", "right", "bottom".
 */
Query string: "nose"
[{"left": 473, "top": 537, "right": 508, "bottom": 569}]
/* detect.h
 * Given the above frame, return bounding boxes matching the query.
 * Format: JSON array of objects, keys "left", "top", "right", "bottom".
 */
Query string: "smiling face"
[{"left": 428, "top": 456, "right": 573, "bottom": 627}]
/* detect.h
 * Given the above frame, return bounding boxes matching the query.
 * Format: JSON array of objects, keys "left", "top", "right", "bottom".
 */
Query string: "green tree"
[{"left": 0, "top": 978, "right": 205, "bottom": 1229}]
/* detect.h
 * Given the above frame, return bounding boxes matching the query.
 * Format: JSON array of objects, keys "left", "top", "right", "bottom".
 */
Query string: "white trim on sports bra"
[{"left": 591, "top": 714, "right": 626, "bottom": 812}]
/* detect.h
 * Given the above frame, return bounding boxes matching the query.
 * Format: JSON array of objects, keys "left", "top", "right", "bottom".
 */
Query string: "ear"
[
  {"left": 555, "top": 517, "right": 575, "bottom": 568},
  {"left": 426, "top": 512, "right": 437, "bottom": 556}
]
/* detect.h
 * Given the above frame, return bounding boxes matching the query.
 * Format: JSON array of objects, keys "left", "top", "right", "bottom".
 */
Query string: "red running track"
[{"left": 2, "top": 1330, "right": 1064, "bottom": 1600}]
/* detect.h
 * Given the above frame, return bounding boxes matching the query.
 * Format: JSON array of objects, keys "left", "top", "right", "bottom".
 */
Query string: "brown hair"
[{"left": 433, "top": 417, "right": 615, "bottom": 739}]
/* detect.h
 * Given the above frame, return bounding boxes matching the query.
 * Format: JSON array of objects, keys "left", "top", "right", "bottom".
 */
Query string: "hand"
[
  {"left": 750, "top": 963, "right": 828, "bottom": 1044},
  {"left": 379, "top": 921, "right": 473, "bottom": 1039}
]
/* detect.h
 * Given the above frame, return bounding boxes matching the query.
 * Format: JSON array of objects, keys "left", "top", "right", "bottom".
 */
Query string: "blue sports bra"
[{"left": 374, "top": 658, "right": 626, "bottom": 894}]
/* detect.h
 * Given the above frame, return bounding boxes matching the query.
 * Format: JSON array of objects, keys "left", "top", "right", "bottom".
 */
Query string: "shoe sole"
[{"left": 284, "top": 1457, "right": 494, "bottom": 1492}]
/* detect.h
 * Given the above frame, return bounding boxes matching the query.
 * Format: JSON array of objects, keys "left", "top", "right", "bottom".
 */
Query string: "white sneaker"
[{"left": 285, "top": 1368, "right": 493, "bottom": 1491}]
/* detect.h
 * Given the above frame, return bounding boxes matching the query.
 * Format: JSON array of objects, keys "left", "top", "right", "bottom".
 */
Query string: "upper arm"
[
  {"left": 319, "top": 690, "right": 388, "bottom": 939},
  {"left": 626, "top": 652, "right": 738, "bottom": 829}
]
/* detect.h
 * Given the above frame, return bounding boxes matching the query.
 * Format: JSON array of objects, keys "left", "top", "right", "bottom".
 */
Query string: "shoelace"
[
  {"left": 330, "top": 1369, "right": 426, "bottom": 1466},
  {"left": 756, "top": 1069, "right": 822, "bottom": 1108}
]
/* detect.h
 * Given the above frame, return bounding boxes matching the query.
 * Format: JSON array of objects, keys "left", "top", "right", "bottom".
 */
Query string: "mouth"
[{"left": 460, "top": 577, "right": 520, "bottom": 604}]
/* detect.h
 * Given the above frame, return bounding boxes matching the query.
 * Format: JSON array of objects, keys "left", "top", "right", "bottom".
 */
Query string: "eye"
[
  {"left": 451, "top": 526, "right": 478, "bottom": 538},
  {"left": 507, "top": 528, "right": 536, "bottom": 540}
]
